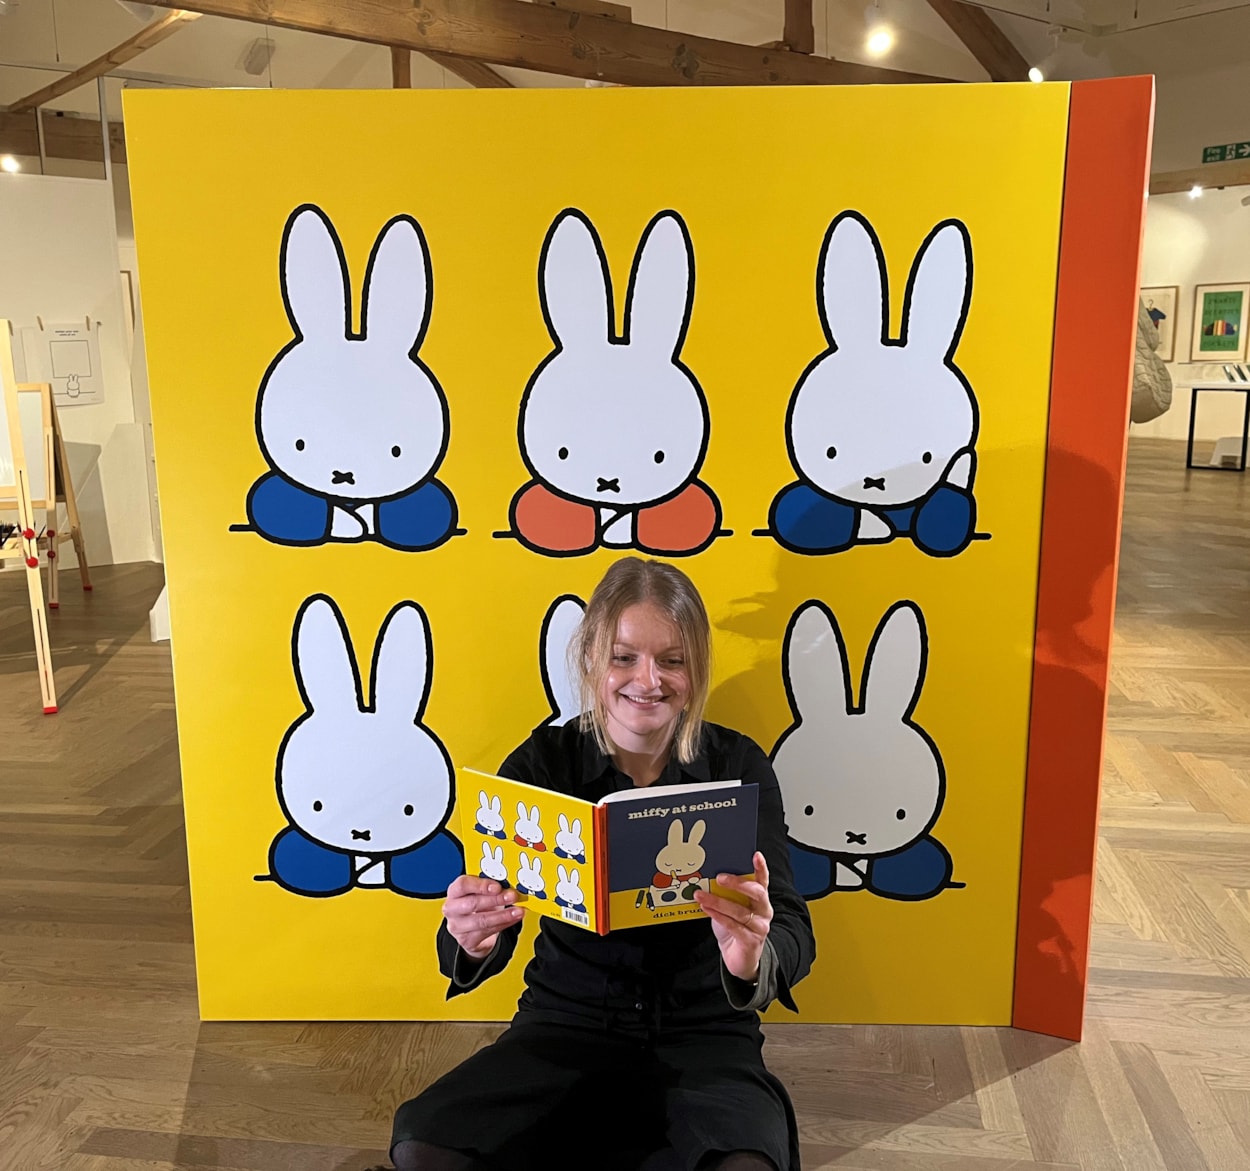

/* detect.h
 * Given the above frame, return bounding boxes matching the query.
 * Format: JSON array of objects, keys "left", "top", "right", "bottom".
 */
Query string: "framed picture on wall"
[
  {"left": 1190, "top": 282, "right": 1250, "bottom": 362},
  {"left": 1140, "top": 285, "right": 1177, "bottom": 361}
]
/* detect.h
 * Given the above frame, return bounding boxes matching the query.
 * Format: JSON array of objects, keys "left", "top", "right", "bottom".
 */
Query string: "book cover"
[{"left": 459, "top": 769, "right": 758, "bottom": 934}]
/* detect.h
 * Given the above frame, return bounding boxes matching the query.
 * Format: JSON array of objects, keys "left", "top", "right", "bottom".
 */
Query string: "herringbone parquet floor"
[{"left": 1, "top": 437, "right": 1247, "bottom": 1170}]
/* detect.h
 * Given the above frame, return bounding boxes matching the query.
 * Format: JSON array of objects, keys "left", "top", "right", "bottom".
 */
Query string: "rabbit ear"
[
  {"left": 520, "top": 851, "right": 530, "bottom": 867},
  {"left": 541, "top": 595, "right": 586, "bottom": 726},
  {"left": 280, "top": 205, "right": 351, "bottom": 342},
  {"left": 481, "top": 841, "right": 493, "bottom": 859},
  {"left": 558, "top": 865, "right": 569, "bottom": 883},
  {"left": 540, "top": 210, "right": 612, "bottom": 350},
  {"left": 491, "top": 797, "right": 501, "bottom": 813},
  {"left": 688, "top": 820, "right": 706, "bottom": 847},
  {"left": 559, "top": 814, "right": 570, "bottom": 832},
  {"left": 293, "top": 595, "right": 363, "bottom": 715},
  {"left": 479, "top": 790, "right": 489, "bottom": 807},
  {"left": 624, "top": 211, "right": 693, "bottom": 361},
  {"left": 571, "top": 818, "right": 581, "bottom": 836},
  {"left": 369, "top": 601, "right": 432, "bottom": 722},
  {"left": 783, "top": 601, "right": 854, "bottom": 721},
  {"left": 518, "top": 802, "right": 528, "bottom": 819},
  {"left": 667, "top": 819, "right": 685, "bottom": 848},
  {"left": 494, "top": 846, "right": 503, "bottom": 863},
  {"left": 862, "top": 602, "right": 928, "bottom": 721},
  {"left": 532, "top": 856, "right": 543, "bottom": 874},
  {"left": 817, "top": 210, "right": 887, "bottom": 353},
  {"left": 901, "top": 220, "right": 972, "bottom": 363},
  {"left": 530, "top": 805, "right": 540, "bottom": 824},
  {"left": 361, "top": 214, "right": 432, "bottom": 356}
]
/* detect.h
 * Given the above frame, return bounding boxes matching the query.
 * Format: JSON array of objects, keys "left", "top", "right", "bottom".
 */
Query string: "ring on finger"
[{"left": 745, "top": 910, "right": 756, "bottom": 926}]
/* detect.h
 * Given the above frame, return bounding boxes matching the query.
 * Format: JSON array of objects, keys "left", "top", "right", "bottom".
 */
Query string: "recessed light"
[
  {"left": 1189, "top": 185, "right": 1203, "bottom": 198},
  {"left": 0, "top": 155, "right": 20, "bottom": 174},
  {"left": 1028, "top": 67, "right": 1044, "bottom": 83},
  {"left": 866, "top": 26, "right": 895, "bottom": 56}
]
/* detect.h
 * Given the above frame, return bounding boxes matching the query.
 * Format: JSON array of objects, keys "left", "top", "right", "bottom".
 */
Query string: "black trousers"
[{"left": 391, "top": 1017, "right": 798, "bottom": 1171}]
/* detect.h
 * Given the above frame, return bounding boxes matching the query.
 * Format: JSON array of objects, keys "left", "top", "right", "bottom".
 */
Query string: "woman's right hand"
[{"left": 443, "top": 875, "right": 524, "bottom": 960}]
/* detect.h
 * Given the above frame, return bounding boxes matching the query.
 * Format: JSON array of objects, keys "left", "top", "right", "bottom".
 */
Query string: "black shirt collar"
[{"left": 579, "top": 724, "right": 713, "bottom": 791}]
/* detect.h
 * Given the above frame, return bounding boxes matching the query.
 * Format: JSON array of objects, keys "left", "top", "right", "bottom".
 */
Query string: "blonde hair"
[{"left": 574, "top": 558, "right": 711, "bottom": 765}]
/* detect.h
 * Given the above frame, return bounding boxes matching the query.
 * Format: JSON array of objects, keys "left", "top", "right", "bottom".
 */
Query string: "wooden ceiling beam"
[
  {"left": 391, "top": 46, "right": 412, "bottom": 88},
  {"left": 924, "top": 0, "right": 1029, "bottom": 82},
  {"left": 5, "top": 11, "right": 201, "bottom": 114},
  {"left": 141, "top": 0, "right": 951, "bottom": 87},
  {"left": 423, "top": 51, "right": 514, "bottom": 88},
  {"left": 0, "top": 111, "right": 127, "bottom": 165},
  {"left": 785, "top": 0, "right": 815, "bottom": 54},
  {"left": 1150, "top": 159, "right": 1250, "bottom": 195}
]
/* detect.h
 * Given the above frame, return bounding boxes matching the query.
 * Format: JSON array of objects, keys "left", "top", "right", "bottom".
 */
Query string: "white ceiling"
[{"left": 1, "top": 0, "right": 1248, "bottom": 171}]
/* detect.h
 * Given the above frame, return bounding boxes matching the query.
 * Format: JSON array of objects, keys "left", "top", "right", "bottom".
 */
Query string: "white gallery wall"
[
  {"left": 1134, "top": 187, "right": 1250, "bottom": 444},
  {"left": 0, "top": 171, "right": 156, "bottom": 566}
]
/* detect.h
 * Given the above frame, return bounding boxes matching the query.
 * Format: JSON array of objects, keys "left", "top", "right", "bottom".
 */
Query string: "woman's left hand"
[{"left": 695, "top": 851, "right": 773, "bottom": 983}]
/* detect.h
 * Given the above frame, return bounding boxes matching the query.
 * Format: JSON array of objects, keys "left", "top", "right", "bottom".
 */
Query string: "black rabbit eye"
[
  {"left": 922, "top": 452, "right": 932, "bottom": 464},
  {"left": 295, "top": 439, "right": 305, "bottom": 452},
  {"left": 403, "top": 804, "right": 414, "bottom": 816},
  {"left": 804, "top": 805, "right": 814, "bottom": 816},
  {"left": 826, "top": 446, "right": 837, "bottom": 459},
  {"left": 312, "top": 800, "right": 323, "bottom": 812},
  {"left": 896, "top": 808, "right": 906, "bottom": 820},
  {"left": 558, "top": 446, "right": 569, "bottom": 460},
  {"left": 391, "top": 445, "right": 402, "bottom": 458},
  {"left": 654, "top": 450, "right": 665, "bottom": 464}
]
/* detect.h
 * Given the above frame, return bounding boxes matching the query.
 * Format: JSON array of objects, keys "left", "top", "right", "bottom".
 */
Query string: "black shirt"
[{"left": 436, "top": 720, "right": 816, "bottom": 1033}]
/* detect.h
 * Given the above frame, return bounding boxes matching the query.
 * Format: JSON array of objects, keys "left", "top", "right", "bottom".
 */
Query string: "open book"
[{"left": 461, "top": 767, "right": 759, "bottom": 934}]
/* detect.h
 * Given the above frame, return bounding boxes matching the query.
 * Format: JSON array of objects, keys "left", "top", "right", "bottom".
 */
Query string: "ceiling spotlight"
[
  {"left": 1189, "top": 185, "right": 1203, "bottom": 198},
  {"left": 1028, "top": 67, "right": 1044, "bottom": 83},
  {"left": 0, "top": 155, "right": 20, "bottom": 174},
  {"left": 866, "top": 26, "right": 895, "bottom": 56}
]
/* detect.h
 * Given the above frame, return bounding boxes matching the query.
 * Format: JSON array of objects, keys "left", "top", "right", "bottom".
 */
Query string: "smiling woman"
[{"left": 384, "top": 556, "right": 815, "bottom": 1171}]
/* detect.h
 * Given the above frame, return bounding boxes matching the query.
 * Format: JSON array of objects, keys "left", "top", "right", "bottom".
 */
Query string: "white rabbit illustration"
[
  {"left": 264, "top": 594, "right": 463, "bottom": 898},
  {"left": 554, "top": 865, "right": 586, "bottom": 912},
  {"left": 538, "top": 595, "right": 586, "bottom": 728},
  {"left": 771, "top": 600, "right": 955, "bottom": 902},
  {"left": 653, "top": 818, "right": 706, "bottom": 885},
  {"left": 244, "top": 204, "right": 460, "bottom": 551},
  {"left": 516, "top": 851, "right": 546, "bottom": 898},
  {"left": 513, "top": 803, "right": 545, "bottom": 850},
  {"left": 503, "top": 208, "right": 722, "bottom": 557},
  {"left": 475, "top": 791, "right": 506, "bottom": 839},
  {"left": 767, "top": 211, "right": 980, "bottom": 558},
  {"left": 479, "top": 842, "right": 507, "bottom": 883},
  {"left": 554, "top": 814, "right": 586, "bottom": 864}
]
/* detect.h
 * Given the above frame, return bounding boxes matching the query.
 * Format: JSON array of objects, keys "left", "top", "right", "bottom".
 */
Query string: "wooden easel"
[{"left": 0, "top": 321, "right": 58, "bottom": 712}]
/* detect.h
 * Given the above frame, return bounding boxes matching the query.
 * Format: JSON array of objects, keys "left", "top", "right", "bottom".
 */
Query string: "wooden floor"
[{"left": 1, "top": 437, "right": 1247, "bottom": 1170}]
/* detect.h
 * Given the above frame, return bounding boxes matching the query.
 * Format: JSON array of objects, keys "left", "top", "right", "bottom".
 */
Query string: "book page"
[{"left": 459, "top": 768, "right": 600, "bottom": 933}]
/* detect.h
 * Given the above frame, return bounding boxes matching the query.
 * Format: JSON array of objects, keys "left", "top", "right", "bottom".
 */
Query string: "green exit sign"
[{"left": 1203, "top": 141, "right": 1250, "bottom": 163}]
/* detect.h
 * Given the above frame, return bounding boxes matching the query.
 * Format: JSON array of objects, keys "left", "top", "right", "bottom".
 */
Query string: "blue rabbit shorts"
[{"left": 390, "top": 1017, "right": 797, "bottom": 1171}]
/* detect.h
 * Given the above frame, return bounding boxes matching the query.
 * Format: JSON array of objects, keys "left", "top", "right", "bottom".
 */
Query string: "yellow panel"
[{"left": 124, "top": 83, "right": 1070, "bottom": 1023}]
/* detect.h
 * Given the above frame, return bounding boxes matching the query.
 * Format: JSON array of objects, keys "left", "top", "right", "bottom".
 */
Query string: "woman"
[{"left": 389, "top": 558, "right": 816, "bottom": 1171}]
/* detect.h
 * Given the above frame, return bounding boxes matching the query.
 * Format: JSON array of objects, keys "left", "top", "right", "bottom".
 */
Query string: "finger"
[
  {"left": 696, "top": 891, "right": 769, "bottom": 931},
  {"left": 699, "top": 900, "right": 767, "bottom": 938},
  {"left": 442, "top": 887, "right": 519, "bottom": 917},
  {"left": 712, "top": 875, "right": 769, "bottom": 906},
  {"left": 448, "top": 875, "right": 499, "bottom": 898},
  {"left": 449, "top": 905, "right": 524, "bottom": 939},
  {"left": 755, "top": 851, "right": 770, "bottom": 887}
]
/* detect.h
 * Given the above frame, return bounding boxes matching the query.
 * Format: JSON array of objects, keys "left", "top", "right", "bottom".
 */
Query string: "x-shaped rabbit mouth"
[
  {"left": 332, "top": 470, "right": 356, "bottom": 486},
  {"left": 863, "top": 477, "right": 885, "bottom": 491},
  {"left": 597, "top": 477, "right": 621, "bottom": 493},
  {"left": 352, "top": 829, "right": 372, "bottom": 841},
  {"left": 846, "top": 831, "right": 867, "bottom": 845}
]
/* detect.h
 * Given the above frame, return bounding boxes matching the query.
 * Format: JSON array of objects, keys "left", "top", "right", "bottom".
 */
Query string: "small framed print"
[
  {"left": 1140, "top": 285, "right": 1177, "bottom": 361},
  {"left": 1190, "top": 282, "right": 1250, "bottom": 362}
]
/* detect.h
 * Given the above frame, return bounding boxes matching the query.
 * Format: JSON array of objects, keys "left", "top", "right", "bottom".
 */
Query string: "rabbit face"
[
  {"left": 277, "top": 595, "right": 454, "bottom": 855},
  {"left": 556, "top": 866, "right": 584, "bottom": 903},
  {"left": 257, "top": 205, "right": 448, "bottom": 501},
  {"left": 789, "top": 211, "right": 976, "bottom": 508},
  {"left": 776, "top": 716, "right": 942, "bottom": 856},
  {"left": 281, "top": 714, "right": 451, "bottom": 853},
  {"left": 789, "top": 350, "right": 974, "bottom": 507},
  {"left": 654, "top": 818, "right": 706, "bottom": 876},
  {"left": 519, "top": 209, "right": 709, "bottom": 508},
  {"left": 774, "top": 600, "right": 946, "bottom": 858}
]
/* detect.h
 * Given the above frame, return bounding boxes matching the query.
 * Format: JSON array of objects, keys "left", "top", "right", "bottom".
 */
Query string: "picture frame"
[
  {"left": 1190, "top": 282, "right": 1250, "bottom": 363},
  {"left": 1140, "top": 285, "right": 1177, "bottom": 362}
]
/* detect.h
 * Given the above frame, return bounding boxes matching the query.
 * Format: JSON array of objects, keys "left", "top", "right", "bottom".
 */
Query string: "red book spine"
[{"left": 593, "top": 804, "right": 609, "bottom": 935}]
